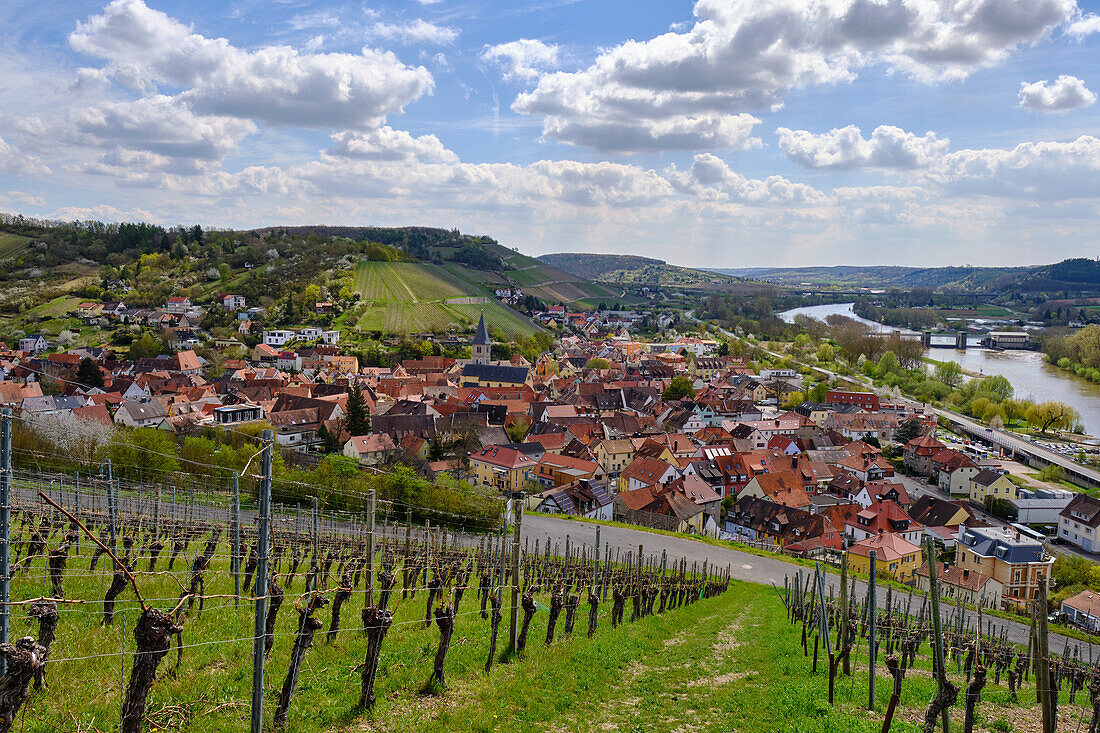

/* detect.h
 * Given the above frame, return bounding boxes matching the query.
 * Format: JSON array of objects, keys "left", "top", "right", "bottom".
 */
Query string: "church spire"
[
  {"left": 473, "top": 312, "right": 490, "bottom": 345},
  {"left": 471, "top": 312, "right": 491, "bottom": 365}
]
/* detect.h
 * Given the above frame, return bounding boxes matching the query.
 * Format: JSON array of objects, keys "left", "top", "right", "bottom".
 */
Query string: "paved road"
[{"left": 522, "top": 514, "right": 1075, "bottom": 651}]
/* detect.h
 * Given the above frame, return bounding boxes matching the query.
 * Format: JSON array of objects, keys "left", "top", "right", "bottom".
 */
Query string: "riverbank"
[{"left": 781, "top": 302, "right": 1100, "bottom": 438}]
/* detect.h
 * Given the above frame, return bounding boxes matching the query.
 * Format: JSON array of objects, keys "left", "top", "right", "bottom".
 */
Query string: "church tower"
[{"left": 471, "top": 312, "right": 491, "bottom": 365}]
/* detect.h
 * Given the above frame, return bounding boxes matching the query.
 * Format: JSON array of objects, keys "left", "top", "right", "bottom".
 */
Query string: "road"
[
  {"left": 522, "top": 514, "right": 1069, "bottom": 650},
  {"left": 685, "top": 310, "right": 1100, "bottom": 488}
]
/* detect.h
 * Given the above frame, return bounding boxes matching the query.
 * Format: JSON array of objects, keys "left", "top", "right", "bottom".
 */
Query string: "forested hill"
[
  {"left": 538, "top": 253, "right": 668, "bottom": 281},
  {"left": 717, "top": 261, "right": 1100, "bottom": 293},
  {"left": 537, "top": 252, "right": 765, "bottom": 294}
]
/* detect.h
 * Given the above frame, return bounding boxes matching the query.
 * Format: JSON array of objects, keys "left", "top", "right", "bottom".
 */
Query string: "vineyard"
[
  {"left": 777, "top": 552, "right": 1093, "bottom": 733},
  {"left": 0, "top": 406, "right": 1096, "bottom": 732},
  {"left": 0, "top": 415, "right": 730, "bottom": 732},
  {"left": 350, "top": 261, "right": 542, "bottom": 338},
  {"left": 0, "top": 234, "right": 30, "bottom": 261}
]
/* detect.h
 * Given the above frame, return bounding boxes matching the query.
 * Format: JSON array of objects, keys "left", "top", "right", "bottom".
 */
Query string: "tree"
[
  {"left": 663, "top": 376, "right": 695, "bottom": 400},
  {"left": 976, "top": 375, "right": 1013, "bottom": 402},
  {"left": 428, "top": 437, "right": 445, "bottom": 462},
  {"left": 302, "top": 284, "right": 321, "bottom": 309},
  {"left": 815, "top": 343, "right": 834, "bottom": 363},
  {"left": 75, "top": 358, "right": 105, "bottom": 389},
  {"left": 585, "top": 357, "right": 611, "bottom": 370},
  {"left": 782, "top": 390, "right": 805, "bottom": 410},
  {"left": 762, "top": 376, "right": 793, "bottom": 404},
  {"left": 506, "top": 416, "right": 531, "bottom": 443},
  {"left": 877, "top": 350, "right": 898, "bottom": 376},
  {"left": 934, "top": 360, "right": 963, "bottom": 388},
  {"left": 106, "top": 428, "right": 180, "bottom": 483},
  {"left": 345, "top": 383, "right": 370, "bottom": 436},
  {"left": 716, "top": 340, "right": 730, "bottom": 357},
  {"left": 894, "top": 418, "right": 923, "bottom": 445},
  {"left": 1038, "top": 464, "right": 1066, "bottom": 484},
  {"left": 807, "top": 381, "right": 829, "bottom": 404},
  {"left": 1025, "top": 400, "right": 1079, "bottom": 434},
  {"left": 129, "top": 332, "right": 163, "bottom": 360},
  {"left": 316, "top": 423, "right": 341, "bottom": 453}
]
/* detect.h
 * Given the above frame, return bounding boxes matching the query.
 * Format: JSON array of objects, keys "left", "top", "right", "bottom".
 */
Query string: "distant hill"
[
  {"left": 265, "top": 226, "right": 622, "bottom": 307},
  {"left": 538, "top": 252, "right": 766, "bottom": 294},
  {"left": 714, "top": 265, "right": 1041, "bottom": 291}
]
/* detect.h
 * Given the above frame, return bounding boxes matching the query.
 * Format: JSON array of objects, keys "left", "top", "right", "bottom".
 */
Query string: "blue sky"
[{"left": 1, "top": 0, "right": 1098, "bottom": 267}]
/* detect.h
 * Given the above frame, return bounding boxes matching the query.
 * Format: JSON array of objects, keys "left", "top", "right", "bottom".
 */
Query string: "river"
[{"left": 779, "top": 302, "right": 1100, "bottom": 438}]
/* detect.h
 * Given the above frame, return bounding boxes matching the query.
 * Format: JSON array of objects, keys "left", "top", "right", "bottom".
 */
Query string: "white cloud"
[
  {"left": 73, "top": 95, "right": 256, "bottom": 169},
  {"left": 325, "top": 126, "right": 458, "bottom": 163},
  {"left": 1067, "top": 13, "right": 1100, "bottom": 37},
  {"left": 1018, "top": 75, "right": 1096, "bottom": 112},
  {"left": 776, "top": 125, "right": 949, "bottom": 169},
  {"left": 513, "top": 0, "right": 1076, "bottom": 153},
  {"left": 48, "top": 203, "right": 158, "bottom": 222},
  {"left": 369, "top": 19, "right": 458, "bottom": 45},
  {"left": 0, "top": 135, "right": 51, "bottom": 176},
  {"left": 670, "top": 153, "right": 827, "bottom": 204},
  {"left": 69, "top": 0, "right": 434, "bottom": 129},
  {"left": 927, "top": 135, "right": 1100, "bottom": 200},
  {"left": 3, "top": 191, "right": 46, "bottom": 207},
  {"left": 481, "top": 39, "right": 559, "bottom": 81}
]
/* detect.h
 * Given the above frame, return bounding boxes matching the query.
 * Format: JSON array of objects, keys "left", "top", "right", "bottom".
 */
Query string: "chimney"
[
  {"left": 943, "top": 561, "right": 949, "bottom": 572},
  {"left": 793, "top": 456, "right": 799, "bottom": 469}
]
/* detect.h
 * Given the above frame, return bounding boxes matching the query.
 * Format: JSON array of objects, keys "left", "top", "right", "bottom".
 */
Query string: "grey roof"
[
  {"left": 53, "top": 395, "right": 86, "bottom": 411},
  {"left": 460, "top": 362, "right": 528, "bottom": 384},
  {"left": 473, "top": 313, "right": 490, "bottom": 345},
  {"left": 119, "top": 399, "right": 168, "bottom": 421},
  {"left": 1061, "top": 493, "right": 1100, "bottom": 528},
  {"left": 959, "top": 526, "right": 1046, "bottom": 563},
  {"left": 972, "top": 469, "right": 1007, "bottom": 486},
  {"left": 21, "top": 395, "right": 56, "bottom": 413}
]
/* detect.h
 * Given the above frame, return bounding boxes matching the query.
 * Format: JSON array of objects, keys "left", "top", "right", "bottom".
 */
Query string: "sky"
[{"left": 1, "top": 0, "right": 1099, "bottom": 268}]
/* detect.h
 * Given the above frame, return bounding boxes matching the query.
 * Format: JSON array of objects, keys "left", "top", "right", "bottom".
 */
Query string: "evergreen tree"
[
  {"left": 345, "top": 382, "right": 370, "bottom": 436},
  {"left": 76, "top": 357, "right": 105, "bottom": 389}
]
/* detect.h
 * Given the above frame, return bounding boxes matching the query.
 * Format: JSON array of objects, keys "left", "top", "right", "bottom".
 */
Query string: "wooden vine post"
[
  {"left": 251, "top": 430, "right": 273, "bottom": 733},
  {"left": 37, "top": 491, "right": 183, "bottom": 733},
  {"left": 925, "top": 537, "right": 956, "bottom": 733}
]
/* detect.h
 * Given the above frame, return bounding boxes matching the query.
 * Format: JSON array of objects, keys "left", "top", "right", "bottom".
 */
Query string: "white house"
[
  {"left": 165, "top": 296, "right": 192, "bottom": 315},
  {"left": 222, "top": 294, "right": 246, "bottom": 310},
  {"left": 263, "top": 330, "right": 297, "bottom": 347},
  {"left": 321, "top": 330, "right": 341, "bottom": 345},
  {"left": 114, "top": 398, "right": 168, "bottom": 428},
  {"left": 18, "top": 335, "right": 48, "bottom": 353}
]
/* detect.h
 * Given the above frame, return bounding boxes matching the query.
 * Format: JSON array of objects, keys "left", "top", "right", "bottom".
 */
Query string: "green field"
[
  {"left": 351, "top": 261, "right": 541, "bottom": 338},
  {"left": 0, "top": 231, "right": 31, "bottom": 259}
]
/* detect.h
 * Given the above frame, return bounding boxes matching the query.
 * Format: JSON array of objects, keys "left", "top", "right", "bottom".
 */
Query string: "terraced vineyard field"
[
  {"left": 0, "top": 231, "right": 31, "bottom": 259},
  {"left": 351, "top": 260, "right": 542, "bottom": 338}
]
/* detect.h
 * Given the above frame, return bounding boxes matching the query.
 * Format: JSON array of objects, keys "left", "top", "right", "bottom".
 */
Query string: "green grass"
[
  {"left": 29, "top": 295, "right": 82, "bottom": 319},
  {"left": 5, "top": 528, "right": 1087, "bottom": 733},
  {"left": 350, "top": 261, "right": 540, "bottom": 337},
  {"left": 0, "top": 232, "right": 31, "bottom": 259}
]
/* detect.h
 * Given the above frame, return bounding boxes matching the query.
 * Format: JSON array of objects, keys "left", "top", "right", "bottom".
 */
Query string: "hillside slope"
[
  {"left": 539, "top": 252, "right": 766, "bottom": 294},
  {"left": 348, "top": 260, "right": 542, "bottom": 338},
  {"left": 257, "top": 225, "right": 620, "bottom": 306}
]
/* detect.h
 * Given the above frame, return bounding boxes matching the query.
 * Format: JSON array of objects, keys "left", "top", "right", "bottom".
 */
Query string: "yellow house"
[
  {"left": 594, "top": 438, "right": 635, "bottom": 476},
  {"left": 957, "top": 526, "right": 1053, "bottom": 606},
  {"left": 469, "top": 445, "right": 537, "bottom": 493},
  {"left": 846, "top": 533, "right": 921, "bottom": 582},
  {"left": 969, "top": 469, "right": 1019, "bottom": 507}
]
